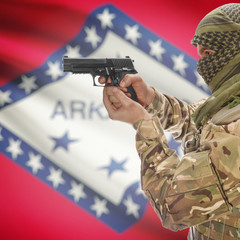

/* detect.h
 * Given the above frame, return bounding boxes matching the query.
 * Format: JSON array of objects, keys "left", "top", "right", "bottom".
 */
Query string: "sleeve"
[
  {"left": 135, "top": 117, "right": 237, "bottom": 231},
  {"left": 144, "top": 89, "right": 204, "bottom": 141}
]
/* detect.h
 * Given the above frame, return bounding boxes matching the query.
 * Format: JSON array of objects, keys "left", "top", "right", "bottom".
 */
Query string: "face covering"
[{"left": 190, "top": 3, "right": 240, "bottom": 127}]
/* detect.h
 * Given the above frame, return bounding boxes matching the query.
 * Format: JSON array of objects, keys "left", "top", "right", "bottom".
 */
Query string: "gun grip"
[{"left": 127, "top": 85, "right": 138, "bottom": 102}]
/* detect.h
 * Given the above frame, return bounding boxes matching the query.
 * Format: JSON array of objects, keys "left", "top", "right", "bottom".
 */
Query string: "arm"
[
  {"left": 145, "top": 89, "right": 203, "bottom": 141},
  {"left": 136, "top": 116, "right": 240, "bottom": 231},
  {"left": 102, "top": 85, "right": 238, "bottom": 231}
]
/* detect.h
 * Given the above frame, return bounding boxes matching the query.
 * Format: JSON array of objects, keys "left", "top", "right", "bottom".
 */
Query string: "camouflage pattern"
[{"left": 135, "top": 90, "right": 240, "bottom": 239}]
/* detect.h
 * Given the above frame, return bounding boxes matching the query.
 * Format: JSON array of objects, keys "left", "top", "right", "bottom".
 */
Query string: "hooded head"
[{"left": 191, "top": 3, "right": 240, "bottom": 93}]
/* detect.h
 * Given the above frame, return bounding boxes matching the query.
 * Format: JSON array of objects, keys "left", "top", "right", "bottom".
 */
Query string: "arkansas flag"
[{"left": 0, "top": 0, "right": 232, "bottom": 239}]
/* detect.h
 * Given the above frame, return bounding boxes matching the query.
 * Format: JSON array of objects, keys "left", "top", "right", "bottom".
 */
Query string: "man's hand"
[
  {"left": 103, "top": 86, "right": 151, "bottom": 124},
  {"left": 98, "top": 74, "right": 155, "bottom": 108},
  {"left": 119, "top": 74, "right": 155, "bottom": 107}
]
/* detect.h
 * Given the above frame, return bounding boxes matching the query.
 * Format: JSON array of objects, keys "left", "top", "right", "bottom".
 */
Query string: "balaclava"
[{"left": 191, "top": 3, "right": 240, "bottom": 127}]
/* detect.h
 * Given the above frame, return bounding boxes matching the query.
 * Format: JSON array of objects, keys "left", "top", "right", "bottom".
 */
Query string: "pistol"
[{"left": 62, "top": 56, "right": 138, "bottom": 101}]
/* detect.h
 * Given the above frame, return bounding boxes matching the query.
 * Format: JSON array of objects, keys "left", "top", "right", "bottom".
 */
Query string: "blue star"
[
  {"left": 50, "top": 131, "right": 79, "bottom": 152},
  {"left": 100, "top": 157, "right": 127, "bottom": 177}
]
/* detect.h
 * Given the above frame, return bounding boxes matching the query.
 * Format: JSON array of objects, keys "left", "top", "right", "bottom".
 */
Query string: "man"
[{"left": 99, "top": 3, "right": 240, "bottom": 239}]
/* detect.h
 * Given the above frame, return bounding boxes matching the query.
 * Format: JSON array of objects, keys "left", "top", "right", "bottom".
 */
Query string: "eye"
[
  {"left": 197, "top": 45, "right": 216, "bottom": 58},
  {"left": 205, "top": 51, "right": 210, "bottom": 56},
  {"left": 204, "top": 49, "right": 215, "bottom": 57}
]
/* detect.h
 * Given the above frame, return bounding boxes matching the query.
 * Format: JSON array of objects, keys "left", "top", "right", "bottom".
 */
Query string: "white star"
[
  {"left": 45, "top": 61, "right": 63, "bottom": 80},
  {"left": 96, "top": 8, "right": 115, "bottom": 29},
  {"left": 0, "top": 90, "right": 12, "bottom": 106},
  {"left": 124, "top": 24, "right": 142, "bottom": 45},
  {"left": 26, "top": 152, "right": 44, "bottom": 174},
  {"left": 171, "top": 54, "right": 189, "bottom": 76},
  {"left": 64, "top": 45, "right": 81, "bottom": 58},
  {"left": 90, "top": 197, "right": 109, "bottom": 218},
  {"left": 68, "top": 181, "right": 87, "bottom": 202},
  {"left": 148, "top": 39, "right": 166, "bottom": 61},
  {"left": 123, "top": 195, "right": 140, "bottom": 219},
  {"left": 18, "top": 75, "right": 38, "bottom": 94},
  {"left": 0, "top": 127, "right": 3, "bottom": 141},
  {"left": 47, "top": 166, "right": 65, "bottom": 188},
  {"left": 194, "top": 71, "right": 209, "bottom": 91},
  {"left": 84, "top": 26, "right": 102, "bottom": 49},
  {"left": 6, "top": 138, "right": 23, "bottom": 160}
]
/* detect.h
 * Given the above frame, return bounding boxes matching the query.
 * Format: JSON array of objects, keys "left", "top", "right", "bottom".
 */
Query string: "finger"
[
  {"left": 120, "top": 74, "right": 140, "bottom": 88},
  {"left": 113, "top": 102, "right": 122, "bottom": 109},
  {"left": 126, "top": 92, "right": 131, "bottom": 98},
  {"left": 98, "top": 76, "right": 106, "bottom": 84},
  {"left": 103, "top": 87, "right": 117, "bottom": 112},
  {"left": 112, "top": 87, "right": 132, "bottom": 106},
  {"left": 105, "top": 86, "right": 116, "bottom": 96},
  {"left": 106, "top": 77, "right": 111, "bottom": 85},
  {"left": 105, "top": 85, "right": 127, "bottom": 97},
  {"left": 109, "top": 92, "right": 130, "bottom": 103},
  {"left": 119, "top": 86, "right": 128, "bottom": 93},
  {"left": 98, "top": 77, "right": 112, "bottom": 85},
  {"left": 109, "top": 95, "right": 120, "bottom": 103}
]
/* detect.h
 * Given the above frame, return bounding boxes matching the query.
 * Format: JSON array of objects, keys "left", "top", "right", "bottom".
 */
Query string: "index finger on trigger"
[{"left": 98, "top": 76, "right": 106, "bottom": 84}]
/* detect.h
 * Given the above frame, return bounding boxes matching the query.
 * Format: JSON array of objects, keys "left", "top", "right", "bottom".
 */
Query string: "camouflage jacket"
[{"left": 134, "top": 90, "right": 240, "bottom": 240}]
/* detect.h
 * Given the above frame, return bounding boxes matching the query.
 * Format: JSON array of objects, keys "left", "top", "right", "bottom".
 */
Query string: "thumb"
[
  {"left": 112, "top": 87, "right": 131, "bottom": 106},
  {"left": 120, "top": 74, "right": 134, "bottom": 88},
  {"left": 120, "top": 74, "right": 141, "bottom": 88}
]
